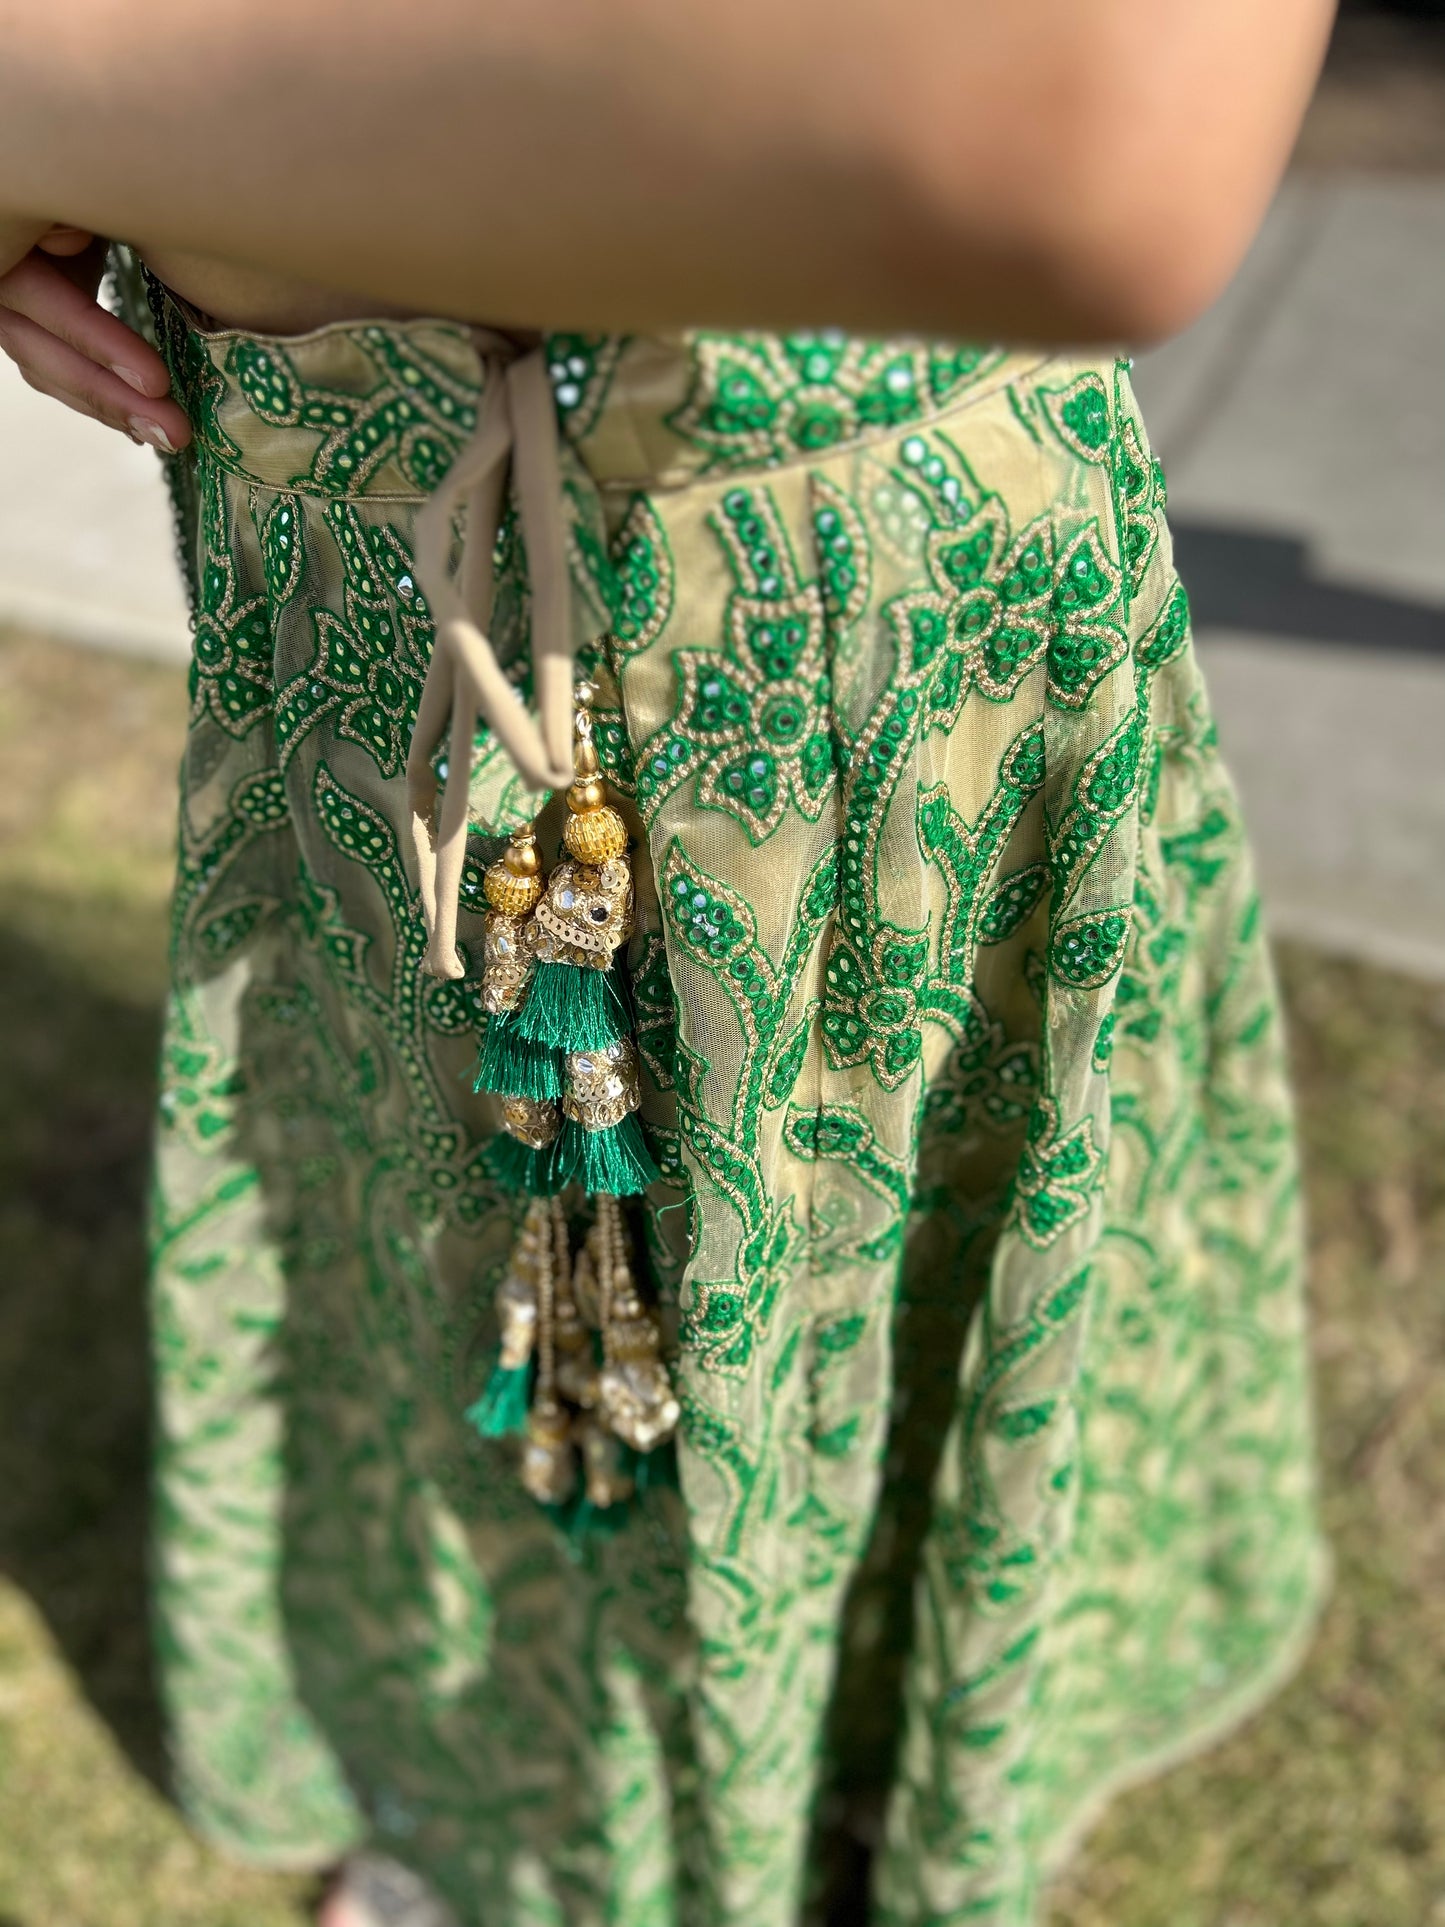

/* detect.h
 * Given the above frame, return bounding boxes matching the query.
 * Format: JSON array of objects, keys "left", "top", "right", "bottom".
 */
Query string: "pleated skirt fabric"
[{"left": 136, "top": 285, "right": 1326, "bottom": 1927}]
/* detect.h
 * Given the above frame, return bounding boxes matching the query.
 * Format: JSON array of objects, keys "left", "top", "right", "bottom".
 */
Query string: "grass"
[
  {"left": 1, "top": 627, "right": 1443, "bottom": 1926},
  {"left": 0, "top": 631, "right": 314, "bottom": 1927},
  {"left": 1048, "top": 933, "right": 1445, "bottom": 1925}
]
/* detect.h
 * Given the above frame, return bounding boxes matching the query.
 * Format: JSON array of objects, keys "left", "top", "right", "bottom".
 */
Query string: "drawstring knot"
[{"left": 408, "top": 337, "right": 579, "bottom": 980}]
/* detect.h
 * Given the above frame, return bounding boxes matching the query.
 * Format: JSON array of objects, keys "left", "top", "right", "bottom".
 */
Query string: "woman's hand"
[{"left": 0, "top": 222, "right": 191, "bottom": 451}]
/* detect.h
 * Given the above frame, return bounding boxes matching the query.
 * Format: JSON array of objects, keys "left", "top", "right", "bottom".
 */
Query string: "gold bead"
[
  {"left": 566, "top": 778, "right": 607, "bottom": 813},
  {"left": 574, "top": 739, "right": 600, "bottom": 779},
  {"left": 482, "top": 862, "right": 543, "bottom": 914},
  {"left": 521, "top": 1400, "right": 577, "bottom": 1506},
  {"left": 500, "top": 1094, "right": 561, "bottom": 1149},
  {"left": 563, "top": 1036, "right": 642, "bottom": 1131},
  {"left": 563, "top": 805, "right": 628, "bottom": 864},
  {"left": 504, "top": 837, "right": 540, "bottom": 878}
]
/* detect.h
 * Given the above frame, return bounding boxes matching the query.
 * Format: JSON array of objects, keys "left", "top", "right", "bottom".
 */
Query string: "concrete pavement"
[
  {"left": 1132, "top": 174, "right": 1445, "bottom": 976},
  {"left": 0, "top": 354, "right": 190, "bottom": 658},
  {"left": 2, "top": 173, "right": 1443, "bottom": 971}
]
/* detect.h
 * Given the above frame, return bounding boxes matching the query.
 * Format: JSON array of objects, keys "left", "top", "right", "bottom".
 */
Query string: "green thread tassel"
[
  {"left": 632, "top": 1439, "right": 679, "bottom": 1496},
  {"left": 487, "top": 1132, "right": 564, "bottom": 1197},
  {"left": 474, "top": 1014, "right": 563, "bottom": 1100},
  {"left": 517, "top": 1441, "right": 672, "bottom": 1547},
  {"left": 465, "top": 1357, "right": 533, "bottom": 1439},
  {"left": 558, "top": 1113, "right": 660, "bottom": 1197},
  {"left": 544, "top": 1491, "right": 631, "bottom": 1558},
  {"left": 514, "top": 962, "right": 629, "bottom": 1053}
]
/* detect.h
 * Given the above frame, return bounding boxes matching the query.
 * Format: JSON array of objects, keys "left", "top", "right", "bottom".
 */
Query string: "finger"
[
  {"left": 0, "top": 251, "right": 174, "bottom": 401},
  {"left": 0, "top": 308, "right": 192, "bottom": 449},
  {"left": 36, "top": 227, "right": 96, "bottom": 257}
]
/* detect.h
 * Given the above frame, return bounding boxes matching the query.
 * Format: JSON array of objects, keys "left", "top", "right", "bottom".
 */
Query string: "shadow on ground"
[
  {"left": 0, "top": 919, "right": 167, "bottom": 1791},
  {"left": 1174, "top": 520, "right": 1445, "bottom": 656}
]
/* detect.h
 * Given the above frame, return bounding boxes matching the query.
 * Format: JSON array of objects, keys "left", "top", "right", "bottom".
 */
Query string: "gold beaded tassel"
[
  {"left": 471, "top": 1194, "right": 677, "bottom": 1503},
  {"left": 465, "top": 676, "right": 677, "bottom": 1511},
  {"left": 510, "top": 679, "right": 659, "bottom": 1197},
  {"left": 464, "top": 1197, "right": 547, "bottom": 1441},
  {"left": 474, "top": 825, "right": 563, "bottom": 1110},
  {"left": 516, "top": 679, "right": 635, "bottom": 1046},
  {"left": 478, "top": 827, "right": 544, "bottom": 1018},
  {"left": 481, "top": 1194, "right": 674, "bottom": 1510},
  {"left": 476, "top": 679, "right": 657, "bottom": 1200},
  {"left": 563, "top": 1212, "right": 636, "bottom": 1508},
  {"left": 593, "top": 1195, "right": 680, "bottom": 1454},
  {"left": 519, "top": 1198, "right": 578, "bottom": 1507},
  {"left": 573, "top": 1410, "right": 637, "bottom": 1510},
  {"left": 474, "top": 821, "right": 572, "bottom": 1194}
]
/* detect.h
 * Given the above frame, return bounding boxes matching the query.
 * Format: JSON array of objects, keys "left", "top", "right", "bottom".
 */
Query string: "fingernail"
[
  {"left": 112, "top": 364, "right": 152, "bottom": 394},
  {"left": 128, "top": 416, "right": 178, "bottom": 454}
]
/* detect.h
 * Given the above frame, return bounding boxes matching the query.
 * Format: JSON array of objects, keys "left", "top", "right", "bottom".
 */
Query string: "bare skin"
[
  {"left": 315, "top": 1883, "right": 370, "bottom": 1927},
  {"left": 314, "top": 1889, "right": 361, "bottom": 1927},
  {"left": 0, "top": 0, "right": 1336, "bottom": 446},
  {"left": 142, "top": 247, "right": 435, "bottom": 335}
]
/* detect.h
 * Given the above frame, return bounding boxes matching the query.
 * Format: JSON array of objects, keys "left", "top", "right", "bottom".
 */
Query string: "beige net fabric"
[{"left": 134, "top": 285, "right": 1324, "bottom": 1927}]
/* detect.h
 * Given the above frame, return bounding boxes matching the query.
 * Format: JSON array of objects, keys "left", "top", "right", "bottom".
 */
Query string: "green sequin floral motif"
[
  {"left": 810, "top": 475, "right": 874, "bottom": 704},
  {"left": 1048, "top": 521, "right": 1128, "bottom": 709},
  {"left": 669, "top": 330, "right": 1003, "bottom": 472},
  {"left": 190, "top": 462, "right": 273, "bottom": 734},
  {"left": 1039, "top": 372, "right": 1113, "bottom": 465},
  {"left": 273, "top": 507, "right": 434, "bottom": 777},
  {"left": 157, "top": 1008, "right": 247, "bottom": 1151},
  {"left": 1111, "top": 358, "right": 1167, "bottom": 597},
  {"left": 630, "top": 931, "right": 679, "bottom": 1093},
  {"left": 886, "top": 432, "right": 1055, "bottom": 724},
  {"left": 888, "top": 405, "right": 1128, "bottom": 718},
  {"left": 607, "top": 496, "right": 675, "bottom": 657},
  {"left": 1011, "top": 1096, "right": 1104, "bottom": 1249},
  {"left": 785, "top": 1104, "right": 911, "bottom": 1224},
  {"left": 544, "top": 332, "right": 625, "bottom": 441},
  {"left": 306, "top": 760, "right": 495, "bottom": 1214},
  {"left": 1137, "top": 579, "right": 1191, "bottom": 672},
  {"left": 1049, "top": 906, "right": 1134, "bottom": 990},
  {"left": 659, "top": 838, "right": 842, "bottom": 1378},
  {"left": 822, "top": 713, "right": 1045, "bottom": 1094},
  {"left": 228, "top": 327, "right": 477, "bottom": 495},
  {"left": 635, "top": 485, "right": 835, "bottom": 842},
  {"left": 149, "top": 275, "right": 242, "bottom": 467},
  {"left": 936, "top": 1259, "right": 1094, "bottom": 1620},
  {"left": 921, "top": 1010, "right": 1039, "bottom": 1142},
  {"left": 261, "top": 493, "right": 304, "bottom": 613},
  {"left": 680, "top": 1200, "right": 799, "bottom": 1376}
]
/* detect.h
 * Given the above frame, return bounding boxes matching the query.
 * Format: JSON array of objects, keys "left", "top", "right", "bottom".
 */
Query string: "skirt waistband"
[{"left": 149, "top": 281, "right": 1052, "bottom": 502}]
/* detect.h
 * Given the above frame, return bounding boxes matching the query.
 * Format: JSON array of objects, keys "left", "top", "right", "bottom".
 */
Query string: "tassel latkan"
[
  {"left": 465, "top": 1360, "right": 532, "bottom": 1439},
  {"left": 464, "top": 676, "right": 677, "bottom": 1516}
]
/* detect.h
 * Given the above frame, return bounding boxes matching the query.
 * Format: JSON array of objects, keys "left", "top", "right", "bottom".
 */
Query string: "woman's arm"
[{"left": 1, "top": 0, "right": 1333, "bottom": 346}]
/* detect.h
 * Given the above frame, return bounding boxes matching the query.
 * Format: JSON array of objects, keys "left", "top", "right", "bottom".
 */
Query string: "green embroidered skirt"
[{"left": 142, "top": 294, "right": 1327, "bottom": 1927}]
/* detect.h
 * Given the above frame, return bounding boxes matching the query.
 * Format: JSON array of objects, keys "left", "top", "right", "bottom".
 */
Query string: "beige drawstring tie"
[{"left": 408, "top": 337, "right": 579, "bottom": 981}]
